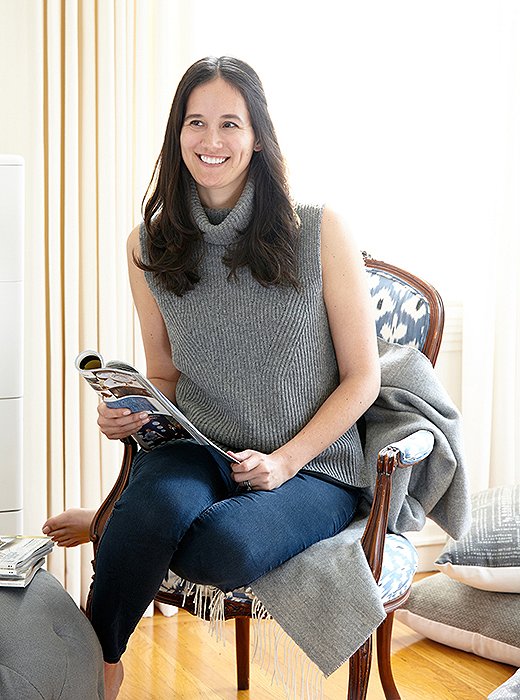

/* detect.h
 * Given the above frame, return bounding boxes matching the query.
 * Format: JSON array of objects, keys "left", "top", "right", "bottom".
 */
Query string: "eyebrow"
[{"left": 184, "top": 113, "right": 246, "bottom": 123}]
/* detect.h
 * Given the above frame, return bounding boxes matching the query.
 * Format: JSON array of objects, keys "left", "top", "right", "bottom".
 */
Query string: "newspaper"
[
  {"left": 0, "top": 558, "right": 46, "bottom": 587},
  {"left": 0, "top": 536, "right": 54, "bottom": 587},
  {"left": 76, "top": 350, "right": 238, "bottom": 461}
]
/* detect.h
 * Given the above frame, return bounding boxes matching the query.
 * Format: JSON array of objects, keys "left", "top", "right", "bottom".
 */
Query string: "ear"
[{"left": 253, "top": 141, "right": 262, "bottom": 152}]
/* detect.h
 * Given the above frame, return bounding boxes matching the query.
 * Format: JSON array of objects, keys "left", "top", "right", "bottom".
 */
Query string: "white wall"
[
  {"left": 176, "top": 0, "right": 512, "bottom": 309},
  {"left": 409, "top": 302, "right": 463, "bottom": 568},
  {"left": 0, "top": 2, "right": 46, "bottom": 534}
]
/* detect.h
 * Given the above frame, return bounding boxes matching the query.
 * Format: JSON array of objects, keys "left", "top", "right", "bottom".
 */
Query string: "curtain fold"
[
  {"left": 1, "top": 0, "right": 185, "bottom": 603},
  {"left": 460, "top": 3, "right": 520, "bottom": 492},
  {"left": 40, "top": 0, "right": 189, "bottom": 603}
]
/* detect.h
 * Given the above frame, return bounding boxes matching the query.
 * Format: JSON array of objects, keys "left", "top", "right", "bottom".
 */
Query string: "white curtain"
[
  {"left": 461, "top": 3, "right": 520, "bottom": 491},
  {"left": 0, "top": 0, "right": 189, "bottom": 603},
  {"left": 1, "top": 1, "right": 519, "bottom": 602}
]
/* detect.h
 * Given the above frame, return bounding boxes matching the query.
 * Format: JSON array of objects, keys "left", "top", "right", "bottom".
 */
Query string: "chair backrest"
[{"left": 363, "top": 254, "right": 444, "bottom": 367}]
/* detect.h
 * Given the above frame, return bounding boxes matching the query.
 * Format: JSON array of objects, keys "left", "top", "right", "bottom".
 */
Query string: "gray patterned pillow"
[
  {"left": 435, "top": 485, "right": 520, "bottom": 593},
  {"left": 488, "top": 668, "right": 520, "bottom": 699},
  {"left": 396, "top": 574, "right": 520, "bottom": 666}
]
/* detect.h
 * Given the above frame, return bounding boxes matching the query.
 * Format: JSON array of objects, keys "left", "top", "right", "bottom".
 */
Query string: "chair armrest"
[
  {"left": 385, "top": 430, "right": 434, "bottom": 466},
  {"left": 360, "top": 430, "right": 434, "bottom": 582}
]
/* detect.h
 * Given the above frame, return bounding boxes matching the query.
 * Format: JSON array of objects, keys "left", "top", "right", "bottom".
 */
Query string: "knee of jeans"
[
  {"left": 115, "top": 480, "right": 179, "bottom": 540},
  {"left": 172, "top": 516, "right": 257, "bottom": 592}
]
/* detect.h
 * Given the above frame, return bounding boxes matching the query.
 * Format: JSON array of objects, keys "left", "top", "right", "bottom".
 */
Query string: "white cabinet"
[{"left": 0, "top": 154, "right": 24, "bottom": 533}]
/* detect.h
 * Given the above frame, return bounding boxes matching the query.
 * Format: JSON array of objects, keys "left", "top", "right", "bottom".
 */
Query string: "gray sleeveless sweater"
[{"left": 139, "top": 179, "right": 365, "bottom": 486}]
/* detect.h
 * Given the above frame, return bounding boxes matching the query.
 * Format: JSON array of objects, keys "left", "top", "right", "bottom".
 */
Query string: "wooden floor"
[{"left": 117, "top": 599, "right": 515, "bottom": 699}]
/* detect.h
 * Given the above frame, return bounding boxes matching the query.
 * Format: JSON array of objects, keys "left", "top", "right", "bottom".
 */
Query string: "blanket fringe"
[
  {"left": 160, "top": 574, "right": 324, "bottom": 699},
  {"left": 249, "top": 589, "right": 324, "bottom": 700},
  {"left": 161, "top": 573, "right": 227, "bottom": 643}
]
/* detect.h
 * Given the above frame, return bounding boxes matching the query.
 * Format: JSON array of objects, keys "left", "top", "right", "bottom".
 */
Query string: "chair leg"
[
  {"left": 376, "top": 612, "right": 400, "bottom": 700},
  {"left": 235, "top": 616, "right": 250, "bottom": 690},
  {"left": 348, "top": 635, "right": 372, "bottom": 700}
]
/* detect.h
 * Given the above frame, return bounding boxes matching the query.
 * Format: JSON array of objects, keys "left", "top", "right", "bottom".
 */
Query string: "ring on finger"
[{"left": 244, "top": 480, "right": 253, "bottom": 491}]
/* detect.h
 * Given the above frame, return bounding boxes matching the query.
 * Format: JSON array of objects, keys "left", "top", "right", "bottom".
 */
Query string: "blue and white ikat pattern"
[
  {"left": 388, "top": 430, "right": 434, "bottom": 466},
  {"left": 379, "top": 534, "right": 418, "bottom": 604},
  {"left": 366, "top": 268, "right": 430, "bottom": 350}
]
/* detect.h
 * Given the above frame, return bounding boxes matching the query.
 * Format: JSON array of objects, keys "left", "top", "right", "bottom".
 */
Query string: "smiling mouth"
[{"left": 198, "top": 154, "right": 229, "bottom": 165}]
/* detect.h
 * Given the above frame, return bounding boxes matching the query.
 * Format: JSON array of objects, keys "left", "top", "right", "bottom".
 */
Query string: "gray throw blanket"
[{"left": 251, "top": 338, "right": 472, "bottom": 677}]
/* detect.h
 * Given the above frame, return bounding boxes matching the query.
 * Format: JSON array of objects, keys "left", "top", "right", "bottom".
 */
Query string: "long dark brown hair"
[{"left": 138, "top": 56, "right": 300, "bottom": 296}]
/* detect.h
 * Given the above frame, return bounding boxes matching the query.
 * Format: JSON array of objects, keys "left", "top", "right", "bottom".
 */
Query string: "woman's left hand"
[{"left": 227, "top": 449, "right": 295, "bottom": 491}]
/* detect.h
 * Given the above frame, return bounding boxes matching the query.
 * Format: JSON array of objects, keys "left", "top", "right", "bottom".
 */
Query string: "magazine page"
[{"left": 75, "top": 350, "right": 237, "bottom": 461}]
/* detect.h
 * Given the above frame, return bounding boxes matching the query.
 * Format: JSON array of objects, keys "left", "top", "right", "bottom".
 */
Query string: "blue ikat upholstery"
[
  {"left": 378, "top": 534, "right": 418, "bottom": 603},
  {"left": 366, "top": 266, "right": 430, "bottom": 351}
]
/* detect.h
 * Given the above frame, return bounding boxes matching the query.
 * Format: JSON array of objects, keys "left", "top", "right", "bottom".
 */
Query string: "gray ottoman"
[{"left": 0, "top": 569, "right": 104, "bottom": 699}]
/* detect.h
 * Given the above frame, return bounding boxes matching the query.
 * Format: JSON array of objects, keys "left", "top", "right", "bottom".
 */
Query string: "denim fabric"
[{"left": 89, "top": 440, "right": 359, "bottom": 662}]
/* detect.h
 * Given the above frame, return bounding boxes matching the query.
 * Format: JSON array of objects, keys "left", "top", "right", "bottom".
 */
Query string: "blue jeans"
[{"left": 89, "top": 440, "right": 359, "bottom": 662}]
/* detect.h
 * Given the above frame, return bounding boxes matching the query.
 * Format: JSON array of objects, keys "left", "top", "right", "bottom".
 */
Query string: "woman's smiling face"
[{"left": 180, "top": 77, "right": 260, "bottom": 209}]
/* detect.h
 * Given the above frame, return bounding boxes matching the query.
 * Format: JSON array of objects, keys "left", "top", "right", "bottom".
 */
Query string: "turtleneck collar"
[{"left": 189, "top": 176, "right": 255, "bottom": 246}]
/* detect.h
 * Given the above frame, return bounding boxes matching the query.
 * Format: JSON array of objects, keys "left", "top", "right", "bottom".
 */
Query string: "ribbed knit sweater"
[{"left": 139, "top": 178, "right": 365, "bottom": 486}]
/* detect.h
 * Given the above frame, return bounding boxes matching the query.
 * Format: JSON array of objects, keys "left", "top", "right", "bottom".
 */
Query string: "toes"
[{"left": 42, "top": 518, "right": 58, "bottom": 535}]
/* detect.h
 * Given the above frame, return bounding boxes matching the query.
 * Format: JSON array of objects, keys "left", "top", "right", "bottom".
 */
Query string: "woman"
[{"left": 44, "top": 56, "right": 380, "bottom": 699}]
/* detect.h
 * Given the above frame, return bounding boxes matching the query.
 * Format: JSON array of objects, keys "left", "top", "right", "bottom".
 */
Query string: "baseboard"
[{"left": 405, "top": 522, "right": 448, "bottom": 572}]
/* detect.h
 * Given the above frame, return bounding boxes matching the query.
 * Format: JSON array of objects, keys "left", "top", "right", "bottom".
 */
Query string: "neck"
[
  {"left": 196, "top": 175, "right": 249, "bottom": 210},
  {"left": 189, "top": 175, "right": 254, "bottom": 246}
]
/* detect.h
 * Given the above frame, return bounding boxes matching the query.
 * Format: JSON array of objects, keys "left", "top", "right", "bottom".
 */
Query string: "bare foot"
[
  {"left": 104, "top": 661, "right": 124, "bottom": 700},
  {"left": 41, "top": 508, "right": 96, "bottom": 547}
]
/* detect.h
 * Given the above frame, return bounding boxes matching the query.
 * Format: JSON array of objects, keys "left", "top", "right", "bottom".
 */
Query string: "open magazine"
[{"left": 76, "top": 350, "right": 238, "bottom": 461}]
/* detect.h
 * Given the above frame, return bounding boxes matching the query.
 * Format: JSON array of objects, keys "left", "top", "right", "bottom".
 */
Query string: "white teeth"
[{"left": 199, "top": 155, "right": 227, "bottom": 164}]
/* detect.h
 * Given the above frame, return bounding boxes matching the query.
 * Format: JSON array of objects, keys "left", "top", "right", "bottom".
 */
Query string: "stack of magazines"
[{"left": 0, "top": 536, "right": 54, "bottom": 588}]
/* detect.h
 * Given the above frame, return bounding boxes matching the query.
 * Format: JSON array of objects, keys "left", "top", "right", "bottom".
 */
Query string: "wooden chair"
[{"left": 86, "top": 254, "right": 444, "bottom": 699}]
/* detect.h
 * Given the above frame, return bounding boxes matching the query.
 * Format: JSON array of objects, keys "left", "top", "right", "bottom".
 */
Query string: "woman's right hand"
[{"left": 97, "top": 402, "right": 150, "bottom": 440}]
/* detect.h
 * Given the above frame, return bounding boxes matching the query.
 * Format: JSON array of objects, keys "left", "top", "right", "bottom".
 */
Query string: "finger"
[
  {"left": 98, "top": 425, "right": 137, "bottom": 440},
  {"left": 57, "top": 536, "right": 85, "bottom": 547},
  {"left": 46, "top": 527, "right": 68, "bottom": 538},
  {"left": 230, "top": 456, "right": 257, "bottom": 475},
  {"left": 98, "top": 423, "right": 136, "bottom": 440},
  {"left": 233, "top": 466, "right": 263, "bottom": 487},
  {"left": 98, "top": 412, "right": 149, "bottom": 431},
  {"left": 242, "top": 480, "right": 255, "bottom": 492},
  {"left": 236, "top": 473, "right": 256, "bottom": 490},
  {"left": 229, "top": 449, "right": 255, "bottom": 461}
]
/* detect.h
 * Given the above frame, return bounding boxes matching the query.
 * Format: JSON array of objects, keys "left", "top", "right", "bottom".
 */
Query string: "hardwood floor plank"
[{"left": 116, "top": 608, "right": 515, "bottom": 699}]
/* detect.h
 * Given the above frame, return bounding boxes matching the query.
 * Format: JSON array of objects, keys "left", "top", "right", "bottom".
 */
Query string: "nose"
[{"left": 200, "top": 125, "right": 223, "bottom": 151}]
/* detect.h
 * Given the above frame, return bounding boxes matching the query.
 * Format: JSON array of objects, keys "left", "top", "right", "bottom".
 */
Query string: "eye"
[
  {"left": 186, "top": 119, "right": 204, "bottom": 127},
  {"left": 222, "top": 121, "right": 239, "bottom": 129}
]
